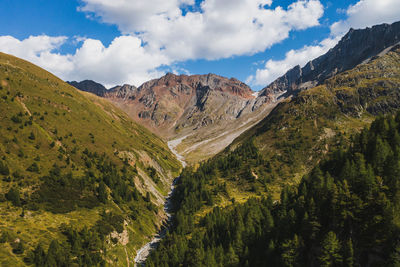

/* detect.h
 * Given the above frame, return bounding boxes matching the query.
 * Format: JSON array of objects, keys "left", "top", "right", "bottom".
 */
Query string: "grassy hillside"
[{"left": 0, "top": 52, "right": 181, "bottom": 266}]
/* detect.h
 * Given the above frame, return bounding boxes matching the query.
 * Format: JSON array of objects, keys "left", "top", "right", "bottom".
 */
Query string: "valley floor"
[{"left": 134, "top": 138, "right": 186, "bottom": 266}]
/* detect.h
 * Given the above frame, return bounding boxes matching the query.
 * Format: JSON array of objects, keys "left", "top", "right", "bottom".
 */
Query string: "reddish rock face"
[
  {"left": 97, "top": 73, "right": 264, "bottom": 138},
  {"left": 138, "top": 73, "right": 254, "bottom": 99}
]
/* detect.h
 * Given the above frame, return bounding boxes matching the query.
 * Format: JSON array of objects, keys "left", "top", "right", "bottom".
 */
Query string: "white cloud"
[
  {"left": 248, "top": 0, "right": 400, "bottom": 87},
  {"left": 0, "top": 0, "right": 325, "bottom": 86},
  {"left": 0, "top": 35, "right": 74, "bottom": 76},
  {"left": 70, "top": 36, "right": 169, "bottom": 87},
  {"left": 80, "top": 0, "right": 324, "bottom": 60},
  {"left": 0, "top": 35, "right": 167, "bottom": 87},
  {"left": 247, "top": 36, "right": 340, "bottom": 86},
  {"left": 331, "top": 0, "right": 400, "bottom": 36}
]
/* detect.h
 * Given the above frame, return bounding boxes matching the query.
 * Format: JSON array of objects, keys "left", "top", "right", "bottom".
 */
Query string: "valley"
[
  {"left": 1, "top": 19, "right": 400, "bottom": 267},
  {"left": 69, "top": 73, "right": 277, "bottom": 164},
  {"left": 143, "top": 21, "right": 400, "bottom": 267}
]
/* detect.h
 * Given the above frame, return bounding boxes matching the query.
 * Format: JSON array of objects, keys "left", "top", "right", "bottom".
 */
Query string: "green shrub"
[
  {"left": 5, "top": 187, "right": 21, "bottom": 206},
  {"left": 0, "top": 160, "right": 9, "bottom": 175},
  {"left": 11, "top": 115, "right": 22, "bottom": 123},
  {"left": 27, "top": 162, "right": 39, "bottom": 173}
]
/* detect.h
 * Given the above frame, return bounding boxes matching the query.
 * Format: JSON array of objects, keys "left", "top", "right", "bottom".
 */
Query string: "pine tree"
[
  {"left": 98, "top": 181, "right": 108, "bottom": 203},
  {"left": 318, "top": 231, "right": 342, "bottom": 267},
  {"left": 281, "top": 234, "right": 300, "bottom": 267},
  {"left": 343, "top": 238, "right": 354, "bottom": 267},
  {"left": 29, "top": 131, "right": 35, "bottom": 140},
  {"left": 389, "top": 242, "right": 400, "bottom": 267},
  {"left": 46, "top": 239, "right": 65, "bottom": 266},
  {"left": 226, "top": 245, "right": 239, "bottom": 266},
  {"left": 372, "top": 136, "right": 391, "bottom": 175},
  {"left": 33, "top": 243, "right": 46, "bottom": 266},
  {"left": 27, "top": 162, "right": 39, "bottom": 173}
]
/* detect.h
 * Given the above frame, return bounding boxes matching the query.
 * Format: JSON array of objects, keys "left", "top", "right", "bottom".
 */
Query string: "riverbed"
[{"left": 134, "top": 137, "right": 186, "bottom": 266}]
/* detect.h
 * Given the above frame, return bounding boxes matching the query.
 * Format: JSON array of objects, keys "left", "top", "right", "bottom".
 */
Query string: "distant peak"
[{"left": 67, "top": 80, "right": 107, "bottom": 97}]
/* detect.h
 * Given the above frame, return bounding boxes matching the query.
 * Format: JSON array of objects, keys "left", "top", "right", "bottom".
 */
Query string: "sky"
[{"left": 0, "top": 0, "right": 399, "bottom": 90}]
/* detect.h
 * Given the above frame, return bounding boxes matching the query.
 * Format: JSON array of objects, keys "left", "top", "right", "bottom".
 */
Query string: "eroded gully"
[{"left": 134, "top": 137, "right": 187, "bottom": 266}]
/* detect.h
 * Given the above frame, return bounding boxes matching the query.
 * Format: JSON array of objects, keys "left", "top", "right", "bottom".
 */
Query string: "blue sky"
[{"left": 0, "top": 0, "right": 399, "bottom": 89}]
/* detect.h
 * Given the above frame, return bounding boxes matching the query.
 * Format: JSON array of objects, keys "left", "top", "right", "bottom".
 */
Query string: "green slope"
[
  {"left": 144, "top": 47, "right": 400, "bottom": 266},
  {"left": 163, "top": 47, "right": 400, "bottom": 214},
  {"left": 0, "top": 52, "right": 180, "bottom": 266},
  {"left": 229, "top": 46, "right": 400, "bottom": 197}
]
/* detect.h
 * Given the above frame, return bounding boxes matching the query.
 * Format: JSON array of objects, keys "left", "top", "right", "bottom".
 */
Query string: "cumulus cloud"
[
  {"left": 80, "top": 0, "right": 324, "bottom": 60},
  {"left": 0, "top": 35, "right": 167, "bottom": 87},
  {"left": 0, "top": 0, "right": 327, "bottom": 87},
  {"left": 0, "top": 35, "right": 74, "bottom": 76},
  {"left": 70, "top": 36, "right": 169, "bottom": 87},
  {"left": 248, "top": 0, "right": 400, "bottom": 87},
  {"left": 247, "top": 37, "right": 340, "bottom": 86},
  {"left": 331, "top": 0, "right": 400, "bottom": 36}
]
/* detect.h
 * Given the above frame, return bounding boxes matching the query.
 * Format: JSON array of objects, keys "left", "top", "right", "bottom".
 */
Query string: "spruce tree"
[
  {"left": 343, "top": 238, "right": 354, "bottom": 267},
  {"left": 318, "top": 231, "right": 342, "bottom": 267}
]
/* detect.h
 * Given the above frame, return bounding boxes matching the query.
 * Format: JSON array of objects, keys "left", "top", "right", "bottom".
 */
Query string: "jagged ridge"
[{"left": 261, "top": 21, "right": 400, "bottom": 97}]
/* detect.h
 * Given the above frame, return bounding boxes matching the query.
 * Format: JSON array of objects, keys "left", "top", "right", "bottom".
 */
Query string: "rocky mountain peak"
[
  {"left": 140, "top": 73, "right": 255, "bottom": 99},
  {"left": 107, "top": 84, "right": 138, "bottom": 100},
  {"left": 67, "top": 80, "right": 107, "bottom": 97},
  {"left": 260, "top": 21, "right": 400, "bottom": 98},
  {"left": 68, "top": 73, "right": 271, "bottom": 148}
]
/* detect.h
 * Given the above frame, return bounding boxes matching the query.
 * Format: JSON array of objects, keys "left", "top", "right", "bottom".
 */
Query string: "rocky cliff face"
[
  {"left": 106, "top": 84, "right": 138, "bottom": 100},
  {"left": 261, "top": 21, "right": 400, "bottom": 97}
]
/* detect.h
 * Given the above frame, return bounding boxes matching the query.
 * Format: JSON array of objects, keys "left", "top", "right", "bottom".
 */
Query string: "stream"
[{"left": 134, "top": 137, "right": 187, "bottom": 266}]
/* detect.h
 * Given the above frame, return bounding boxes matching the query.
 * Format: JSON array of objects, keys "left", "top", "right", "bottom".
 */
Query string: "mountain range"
[
  {"left": 1, "top": 21, "right": 400, "bottom": 266},
  {"left": 69, "top": 73, "right": 277, "bottom": 163},
  {"left": 69, "top": 21, "right": 400, "bottom": 164}
]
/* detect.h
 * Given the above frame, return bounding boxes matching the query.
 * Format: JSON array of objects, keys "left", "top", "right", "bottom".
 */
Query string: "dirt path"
[{"left": 134, "top": 138, "right": 186, "bottom": 266}]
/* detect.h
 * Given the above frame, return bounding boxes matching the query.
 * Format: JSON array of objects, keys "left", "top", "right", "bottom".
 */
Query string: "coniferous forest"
[{"left": 146, "top": 113, "right": 400, "bottom": 267}]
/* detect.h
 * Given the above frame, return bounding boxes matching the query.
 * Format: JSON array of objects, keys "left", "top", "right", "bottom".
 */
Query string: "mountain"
[
  {"left": 144, "top": 22, "right": 400, "bottom": 267},
  {"left": 70, "top": 73, "right": 279, "bottom": 163},
  {"left": 261, "top": 21, "right": 400, "bottom": 98},
  {"left": 106, "top": 84, "right": 138, "bottom": 100},
  {"left": 67, "top": 80, "right": 107, "bottom": 97},
  {"left": 227, "top": 21, "right": 400, "bottom": 189},
  {"left": 0, "top": 52, "right": 181, "bottom": 266},
  {"left": 231, "top": 44, "right": 400, "bottom": 191},
  {"left": 103, "top": 73, "right": 266, "bottom": 135},
  {"left": 68, "top": 21, "right": 400, "bottom": 166}
]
